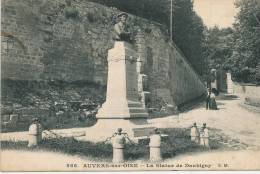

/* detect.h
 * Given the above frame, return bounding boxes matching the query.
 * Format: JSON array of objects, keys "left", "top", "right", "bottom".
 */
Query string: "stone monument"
[{"left": 84, "top": 12, "right": 153, "bottom": 141}]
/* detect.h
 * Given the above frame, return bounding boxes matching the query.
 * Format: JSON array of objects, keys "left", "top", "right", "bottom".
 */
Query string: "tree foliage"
[
  {"left": 203, "top": 0, "right": 260, "bottom": 84},
  {"left": 203, "top": 27, "right": 234, "bottom": 71},
  {"left": 230, "top": 0, "right": 260, "bottom": 83},
  {"left": 172, "top": 0, "right": 206, "bottom": 75}
]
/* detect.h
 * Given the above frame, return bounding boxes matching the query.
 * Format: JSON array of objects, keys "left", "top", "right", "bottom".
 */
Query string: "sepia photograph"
[{"left": 1, "top": 0, "right": 260, "bottom": 171}]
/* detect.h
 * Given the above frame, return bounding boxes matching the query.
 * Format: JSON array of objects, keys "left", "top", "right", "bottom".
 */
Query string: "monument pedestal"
[{"left": 84, "top": 42, "right": 153, "bottom": 142}]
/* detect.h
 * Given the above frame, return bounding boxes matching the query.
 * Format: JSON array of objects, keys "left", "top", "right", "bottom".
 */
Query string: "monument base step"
[
  {"left": 75, "top": 119, "right": 159, "bottom": 143},
  {"left": 96, "top": 101, "right": 149, "bottom": 119}
]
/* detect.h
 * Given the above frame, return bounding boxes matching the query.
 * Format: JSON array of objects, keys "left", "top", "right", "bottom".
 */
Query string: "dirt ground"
[
  {"left": 150, "top": 93, "right": 260, "bottom": 148},
  {"left": 1, "top": 93, "right": 260, "bottom": 171}
]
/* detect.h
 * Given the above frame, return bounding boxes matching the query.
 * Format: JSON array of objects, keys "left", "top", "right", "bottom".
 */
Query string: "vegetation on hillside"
[
  {"left": 1, "top": 80, "right": 104, "bottom": 132},
  {"left": 89, "top": 0, "right": 206, "bottom": 75},
  {"left": 90, "top": 0, "right": 259, "bottom": 84}
]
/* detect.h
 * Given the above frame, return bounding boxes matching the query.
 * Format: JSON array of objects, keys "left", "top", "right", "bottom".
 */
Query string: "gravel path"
[{"left": 149, "top": 94, "right": 260, "bottom": 148}]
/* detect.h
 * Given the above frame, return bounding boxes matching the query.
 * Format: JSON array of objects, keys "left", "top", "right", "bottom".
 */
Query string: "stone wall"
[
  {"left": 233, "top": 83, "right": 260, "bottom": 99},
  {"left": 1, "top": 0, "right": 206, "bottom": 107}
]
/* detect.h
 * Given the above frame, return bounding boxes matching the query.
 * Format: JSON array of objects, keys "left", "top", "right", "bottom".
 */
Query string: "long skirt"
[{"left": 209, "top": 98, "right": 217, "bottom": 110}]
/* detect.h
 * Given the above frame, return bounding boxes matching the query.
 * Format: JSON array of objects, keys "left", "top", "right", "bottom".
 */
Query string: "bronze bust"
[{"left": 113, "top": 12, "right": 131, "bottom": 42}]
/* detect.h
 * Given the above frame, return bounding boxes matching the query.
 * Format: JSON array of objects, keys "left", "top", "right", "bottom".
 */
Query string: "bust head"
[
  {"left": 154, "top": 128, "right": 160, "bottom": 134},
  {"left": 117, "top": 128, "right": 123, "bottom": 135},
  {"left": 117, "top": 12, "right": 128, "bottom": 24},
  {"left": 32, "top": 118, "right": 39, "bottom": 124}
]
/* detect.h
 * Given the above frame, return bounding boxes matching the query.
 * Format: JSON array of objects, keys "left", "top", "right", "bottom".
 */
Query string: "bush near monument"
[{"left": 1, "top": 80, "right": 105, "bottom": 132}]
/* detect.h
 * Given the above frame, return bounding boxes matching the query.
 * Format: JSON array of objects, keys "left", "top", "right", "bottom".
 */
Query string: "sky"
[{"left": 193, "top": 0, "right": 237, "bottom": 28}]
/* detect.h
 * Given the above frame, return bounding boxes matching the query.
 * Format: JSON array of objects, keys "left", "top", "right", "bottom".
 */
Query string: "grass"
[
  {"left": 1, "top": 138, "right": 112, "bottom": 161},
  {"left": 1, "top": 138, "right": 148, "bottom": 161},
  {"left": 160, "top": 128, "right": 209, "bottom": 158}
]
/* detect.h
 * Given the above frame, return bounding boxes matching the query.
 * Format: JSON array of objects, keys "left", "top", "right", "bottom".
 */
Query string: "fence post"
[
  {"left": 203, "top": 126, "right": 210, "bottom": 148},
  {"left": 190, "top": 122, "right": 200, "bottom": 144},
  {"left": 112, "top": 128, "right": 126, "bottom": 163},
  {"left": 28, "top": 118, "right": 42, "bottom": 147},
  {"left": 149, "top": 128, "right": 162, "bottom": 162},
  {"left": 199, "top": 123, "right": 210, "bottom": 148}
]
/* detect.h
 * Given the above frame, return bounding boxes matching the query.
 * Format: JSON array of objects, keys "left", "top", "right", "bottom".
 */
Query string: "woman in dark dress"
[{"left": 206, "top": 88, "right": 211, "bottom": 110}]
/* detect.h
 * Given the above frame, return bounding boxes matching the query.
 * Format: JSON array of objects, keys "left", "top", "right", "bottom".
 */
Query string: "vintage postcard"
[{"left": 1, "top": 0, "right": 260, "bottom": 171}]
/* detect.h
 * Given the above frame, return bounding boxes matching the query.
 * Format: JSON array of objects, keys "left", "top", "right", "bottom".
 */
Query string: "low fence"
[
  {"left": 233, "top": 83, "right": 260, "bottom": 98},
  {"left": 233, "top": 83, "right": 260, "bottom": 108}
]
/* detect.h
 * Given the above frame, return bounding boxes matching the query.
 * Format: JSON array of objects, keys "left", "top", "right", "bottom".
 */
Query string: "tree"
[
  {"left": 230, "top": 0, "right": 260, "bottom": 83},
  {"left": 203, "top": 27, "right": 234, "bottom": 72},
  {"left": 188, "top": 12, "right": 206, "bottom": 75}
]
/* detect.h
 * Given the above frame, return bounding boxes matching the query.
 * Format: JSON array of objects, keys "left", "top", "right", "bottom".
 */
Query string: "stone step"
[
  {"left": 130, "top": 113, "right": 149, "bottom": 118},
  {"left": 129, "top": 107, "right": 147, "bottom": 113},
  {"left": 128, "top": 102, "right": 143, "bottom": 108}
]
